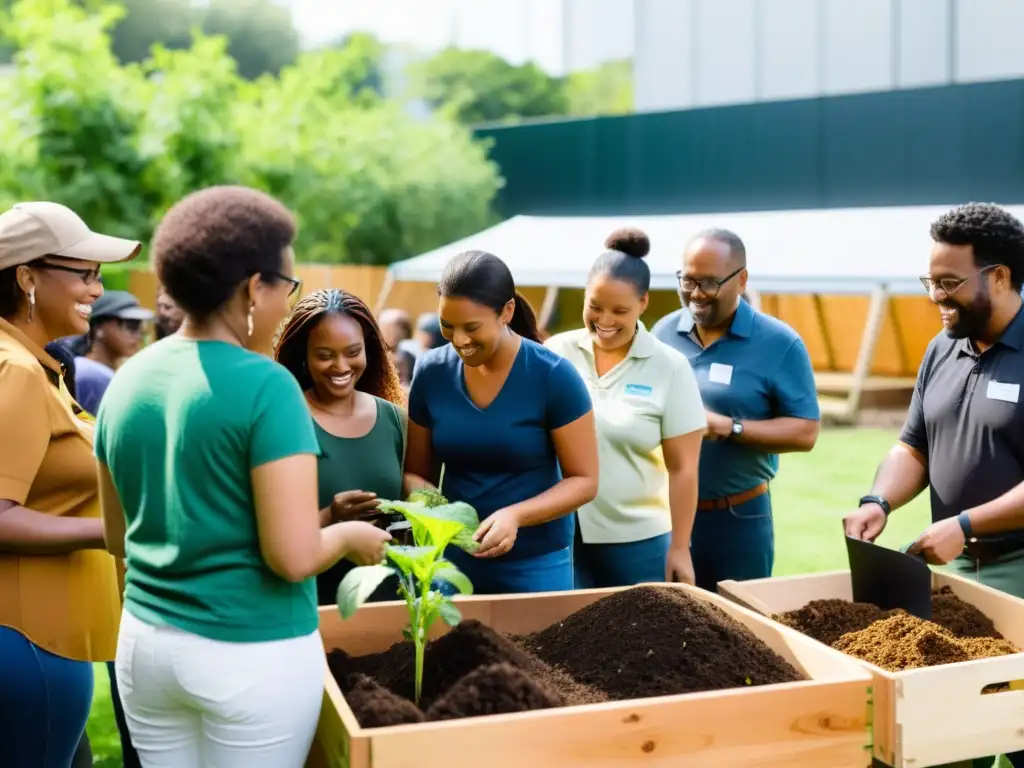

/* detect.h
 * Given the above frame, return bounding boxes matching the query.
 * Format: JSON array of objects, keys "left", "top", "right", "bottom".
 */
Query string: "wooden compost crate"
[
  {"left": 305, "top": 583, "right": 873, "bottom": 768},
  {"left": 718, "top": 570, "right": 1024, "bottom": 767}
]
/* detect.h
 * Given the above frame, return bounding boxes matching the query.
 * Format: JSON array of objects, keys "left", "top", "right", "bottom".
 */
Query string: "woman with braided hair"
[{"left": 275, "top": 288, "right": 430, "bottom": 605}]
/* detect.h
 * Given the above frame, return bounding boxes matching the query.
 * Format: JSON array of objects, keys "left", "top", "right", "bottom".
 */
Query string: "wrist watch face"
[{"left": 731, "top": 420, "right": 743, "bottom": 436}]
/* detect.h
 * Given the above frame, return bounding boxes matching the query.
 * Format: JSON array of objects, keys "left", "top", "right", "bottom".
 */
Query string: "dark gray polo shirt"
[{"left": 900, "top": 305, "right": 1024, "bottom": 555}]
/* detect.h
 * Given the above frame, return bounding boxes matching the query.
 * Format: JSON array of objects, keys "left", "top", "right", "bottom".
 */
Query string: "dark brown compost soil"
[
  {"left": 519, "top": 585, "right": 803, "bottom": 699},
  {"left": 328, "top": 585, "right": 805, "bottom": 728},
  {"left": 775, "top": 586, "right": 1019, "bottom": 673}
]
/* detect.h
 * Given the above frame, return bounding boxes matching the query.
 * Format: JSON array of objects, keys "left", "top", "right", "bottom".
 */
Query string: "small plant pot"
[{"left": 385, "top": 520, "right": 413, "bottom": 547}]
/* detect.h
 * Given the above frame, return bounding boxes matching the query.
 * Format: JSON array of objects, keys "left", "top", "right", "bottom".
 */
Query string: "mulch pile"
[
  {"left": 774, "top": 586, "right": 1019, "bottom": 672},
  {"left": 329, "top": 585, "right": 804, "bottom": 727}
]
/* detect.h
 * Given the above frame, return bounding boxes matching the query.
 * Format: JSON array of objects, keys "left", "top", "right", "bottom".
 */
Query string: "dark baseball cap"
[{"left": 90, "top": 290, "right": 155, "bottom": 323}]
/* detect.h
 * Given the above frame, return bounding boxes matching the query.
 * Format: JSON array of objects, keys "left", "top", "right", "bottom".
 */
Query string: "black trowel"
[{"left": 845, "top": 535, "right": 932, "bottom": 620}]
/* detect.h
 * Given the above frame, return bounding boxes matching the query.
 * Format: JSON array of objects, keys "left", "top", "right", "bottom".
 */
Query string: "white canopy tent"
[
  {"left": 378, "top": 203, "right": 1024, "bottom": 421},
  {"left": 384, "top": 203, "right": 1024, "bottom": 296}
]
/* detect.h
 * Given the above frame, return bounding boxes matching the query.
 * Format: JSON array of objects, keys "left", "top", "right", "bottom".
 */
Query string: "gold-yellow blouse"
[{"left": 0, "top": 318, "right": 120, "bottom": 662}]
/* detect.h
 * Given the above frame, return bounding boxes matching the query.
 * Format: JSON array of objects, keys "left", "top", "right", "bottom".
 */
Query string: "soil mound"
[
  {"left": 774, "top": 587, "right": 1018, "bottom": 673},
  {"left": 520, "top": 585, "right": 803, "bottom": 699},
  {"left": 425, "top": 663, "right": 565, "bottom": 721},
  {"left": 833, "top": 613, "right": 1018, "bottom": 672},
  {"left": 930, "top": 586, "right": 1005, "bottom": 639},
  {"left": 344, "top": 673, "right": 426, "bottom": 728},
  {"left": 773, "top": 598, "right": 895, "bottom": 646}
]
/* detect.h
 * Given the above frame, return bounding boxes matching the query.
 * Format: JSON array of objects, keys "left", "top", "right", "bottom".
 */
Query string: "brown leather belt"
[{"left": 697, "top": 482, "right": 769, "bottom": 511}]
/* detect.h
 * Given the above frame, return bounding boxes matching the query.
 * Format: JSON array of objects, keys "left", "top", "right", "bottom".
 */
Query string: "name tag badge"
[
  {"left": 708, "top": 363, "right": 733, "bottom": 386},
  {"left": 625, "top": 383, "right": 653, "bottom": 397},
  {"left": 987, "top": 380, "right": 1020, "bottom": 404}
]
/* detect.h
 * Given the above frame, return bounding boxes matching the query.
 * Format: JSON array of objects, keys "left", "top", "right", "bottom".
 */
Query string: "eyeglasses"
[
  {"left": 32, "top": 261, "right": 102, "bottom": 285},
  {"left": 261, "top": 272, "right": 302, "bottom": 307},
  {"left": 676, "top": 266, "right": 744, "bottom": 298},
  {"left": 919, "top": 265, "right": 1000, "bottom": 296},
  {"left": 117, "top": 318, "right": 143, "bottom": 333}
]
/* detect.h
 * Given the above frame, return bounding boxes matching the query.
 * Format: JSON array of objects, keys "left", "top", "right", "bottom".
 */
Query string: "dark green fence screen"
[{"left": 474, "top": 78, "right": 1024, "bottom": 217}]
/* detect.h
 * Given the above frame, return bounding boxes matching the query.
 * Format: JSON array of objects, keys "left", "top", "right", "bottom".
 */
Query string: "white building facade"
[{"left": 633, "top": 0, "right": 1024, "bottom": 112}]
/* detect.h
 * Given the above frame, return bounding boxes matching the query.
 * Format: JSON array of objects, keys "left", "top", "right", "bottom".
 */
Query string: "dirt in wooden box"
[
  {"left": 775, "top": 586, "right": 1019, "bottom": 673},
  {"left": 328, "top": 585, "right": 805, "bottom": 727},
  {"left": 519, "top": 585, "right": 803, "bottom": 699}
]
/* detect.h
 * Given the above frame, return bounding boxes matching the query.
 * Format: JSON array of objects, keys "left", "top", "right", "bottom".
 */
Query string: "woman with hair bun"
[
  {"left": 546, "top": 228, "right": 705, "bottom": 588},
  {"left": 405, "top": 250, "right": 598, "bottom": 594}
]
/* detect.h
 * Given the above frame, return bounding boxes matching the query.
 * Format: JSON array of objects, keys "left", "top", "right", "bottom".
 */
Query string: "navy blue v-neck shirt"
[{"left": 408, "top": 338, "right": 592, "bottom": 560}]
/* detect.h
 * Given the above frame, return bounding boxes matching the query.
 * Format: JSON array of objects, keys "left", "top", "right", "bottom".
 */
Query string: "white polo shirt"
[{"left": 545, "top": 323, "right": 706, "bottom": 544}]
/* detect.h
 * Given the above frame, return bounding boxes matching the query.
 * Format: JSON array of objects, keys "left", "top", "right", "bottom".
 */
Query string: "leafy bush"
[{"left": 0, "top": 0, "right": 502, "bottom": 266}]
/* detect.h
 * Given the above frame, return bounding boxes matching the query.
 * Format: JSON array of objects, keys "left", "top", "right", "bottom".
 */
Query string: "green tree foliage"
[
  {"left": 1, "top": 0, "right": 300, "bottom": 78},
  {"left": 0, "top": 0, "right": 502, "bottom": 266},
  {"left": 409, "top": 46, "right": 569, "bottom": 125},
  {"left": 564, "top": 59, "right": 633, "bottom": 117},
  {"left": 200, "top": 0, "right": 299, "bottom": 80}
]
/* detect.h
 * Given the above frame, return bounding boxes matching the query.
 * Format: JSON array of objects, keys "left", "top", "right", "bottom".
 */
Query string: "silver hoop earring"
[
  {"left": 246, "top": 304, "right": 255, "bottom": 338},
  {"left": 27, "top": 287, "right": 35, "bottom": 323}
]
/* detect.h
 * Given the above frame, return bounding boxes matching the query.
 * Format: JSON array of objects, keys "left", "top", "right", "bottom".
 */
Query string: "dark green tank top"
[{"left": 313, "top": 396, "right": 404, "bottom": 605}]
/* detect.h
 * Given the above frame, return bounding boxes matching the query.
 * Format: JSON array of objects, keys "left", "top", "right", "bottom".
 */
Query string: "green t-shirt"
[
  {"left": 314, "top": 396, "right": 404, "bottom": 605},
  {"left": 95, "top": 338, "right": 321, "bottom": 643}
]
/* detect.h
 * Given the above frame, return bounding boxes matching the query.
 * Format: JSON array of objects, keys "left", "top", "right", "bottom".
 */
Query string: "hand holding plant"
[
  {"left": 337, "top": 496, "right": 480, "bottom": 704},
  {"left": 472, "top": 507, "right": 520, "bottom": 558},
  {"left": 338, "top": 520, "right": 392, "bottom": 565}
]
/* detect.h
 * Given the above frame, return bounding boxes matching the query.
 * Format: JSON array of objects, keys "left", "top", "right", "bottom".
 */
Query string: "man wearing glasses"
[
  {"left": 652, "top": 228, "right": 819, "bottom": 592},
  {"left": 844, "top": 202, "right": 1024, "bottom": 768}
]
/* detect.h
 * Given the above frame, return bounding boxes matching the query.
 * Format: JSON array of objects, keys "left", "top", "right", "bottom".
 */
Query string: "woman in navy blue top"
[{"left": 406, "top": 251, "right": 598, "bottom": 594}]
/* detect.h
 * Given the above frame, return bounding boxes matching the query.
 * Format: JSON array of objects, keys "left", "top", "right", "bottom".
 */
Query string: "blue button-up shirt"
[{"left": 651, "top": 300, "right": 819, "bottom": 500}]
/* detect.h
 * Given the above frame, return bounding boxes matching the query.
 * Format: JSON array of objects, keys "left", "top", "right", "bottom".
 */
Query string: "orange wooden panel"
[
  {"left": 890, "top": 296, "right": 942, "bottom": 373},
  {"left": 127, "top": 270, "right": 160, "bottom": 311},
  {"left": 769, "top": 295, "right": 830, "bottom": 370}
]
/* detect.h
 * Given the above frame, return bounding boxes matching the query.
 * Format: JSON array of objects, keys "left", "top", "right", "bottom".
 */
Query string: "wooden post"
[
  {"left": 372, "top": 270, "right": 396, "bottom": 316},
  {"left": 812, "top": 294, "right": 837, "bottom": 371},
  {"left": 744, "top": 287, "right": 763, "bottom": 312},
  {"left": 538, "top": 285, "right": 559, "bottom": 331},
  {"left": 844, "top": 285, "right": 890, "bottom": 421}
]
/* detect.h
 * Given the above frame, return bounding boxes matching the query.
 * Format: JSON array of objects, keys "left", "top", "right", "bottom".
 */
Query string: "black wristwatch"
[
  {"left": 729, "top": 419, "right": 744, "bottom": 439},
  {"left": 858, "top": 495, "right": 892, "bottom": 516}
]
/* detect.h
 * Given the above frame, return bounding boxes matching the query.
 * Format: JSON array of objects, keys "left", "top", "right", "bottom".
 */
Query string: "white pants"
[{"left": 115, "top": 609, "right": 325, "bottom": 768}]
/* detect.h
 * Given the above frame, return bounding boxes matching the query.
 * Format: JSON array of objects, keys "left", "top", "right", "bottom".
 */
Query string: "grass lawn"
[{"left": 84, "top": 427, "right": 1006, "bottom": 766}]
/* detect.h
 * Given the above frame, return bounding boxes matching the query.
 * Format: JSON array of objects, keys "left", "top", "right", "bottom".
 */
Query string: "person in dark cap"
[
  {"left": 73, "top": 290, "right": 154, "bottom": 416},
  {"left": 415, "top": 311, "right": 445, "bottom": 351}
]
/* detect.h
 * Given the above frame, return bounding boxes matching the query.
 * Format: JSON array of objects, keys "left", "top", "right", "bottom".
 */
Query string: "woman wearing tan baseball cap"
[{"left": 0, "top": 201, "right": 141, "bottom": 767}]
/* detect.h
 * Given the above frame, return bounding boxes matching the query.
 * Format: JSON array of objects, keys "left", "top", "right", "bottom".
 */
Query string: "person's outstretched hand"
[{"left": 340, "top": 521, "right": 392, "bottom": 565}]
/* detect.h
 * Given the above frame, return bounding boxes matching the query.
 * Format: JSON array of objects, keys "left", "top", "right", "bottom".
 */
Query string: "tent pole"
[
  {"left": 845, "top": 285, "right": 889, "bottom": 422},
  {"left": 538, "top": 285, "right": 559, "bottom": 331},
  {"left": 372, "top": 270, "right": 396, "bottom": 317}
]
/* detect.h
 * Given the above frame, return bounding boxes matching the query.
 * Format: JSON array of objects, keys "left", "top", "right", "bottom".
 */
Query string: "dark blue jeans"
[
  {"left": 689, "top": 492, "right": 774, "bottom": 593},
  {"left": 573, "top": 521, "right": 670, "bottom": 589},
  {"left": 0, "top": 626, "right": 94, "bottom": 768},
  {"left": 444, "top": 545, "right": 573, "bottom": 595}
]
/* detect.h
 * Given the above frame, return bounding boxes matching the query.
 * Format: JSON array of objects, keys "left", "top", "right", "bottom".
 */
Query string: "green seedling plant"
[{"left": 337, "top": 494, "right": 480, "bottom": 705}]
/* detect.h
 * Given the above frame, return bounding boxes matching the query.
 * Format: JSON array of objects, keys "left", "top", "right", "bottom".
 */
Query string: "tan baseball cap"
[{"left": 0, "top": 202, "right": 142, "bottom": 271}]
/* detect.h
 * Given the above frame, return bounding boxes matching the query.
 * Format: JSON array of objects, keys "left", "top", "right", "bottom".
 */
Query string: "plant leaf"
[
  {"left": 437, "top": 600, "right": 462, "bottom": 627},
  {"left": 386, "top": 545, "right": 440, "bottom": 583},
  {"left": 422, "top": 502, "right": 479, "bottom": 530},
  {"left": 337, "top": 565, "right": 396, "bottom": 619},
  {"left": 433, "top": 565, "right": 473, "bottom": 595},
  {"left": 451, "top": 529, "right": 481, "bottom": 554},
  {"left": 377, "top": 499, "right": 428, "bottom": 516},
  {"left": 403, "top": 508, "right": 462, "bottom": 550}
]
